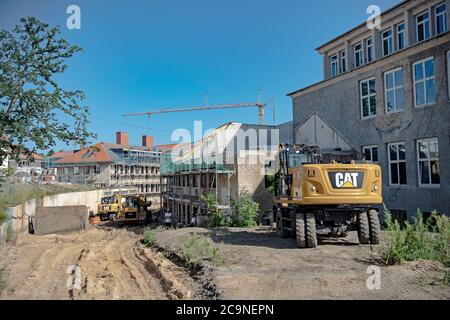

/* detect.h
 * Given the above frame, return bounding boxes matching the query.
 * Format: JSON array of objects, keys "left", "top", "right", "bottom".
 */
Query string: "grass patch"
[
  {"left": 142, "top": 227, "right": 156, "bottom": 247},
  {"left": 383, "top": 206, "right": 450, "bottom": 272},
  {"left": 178, "top": 233, "right": 225, "bottom": 268}
]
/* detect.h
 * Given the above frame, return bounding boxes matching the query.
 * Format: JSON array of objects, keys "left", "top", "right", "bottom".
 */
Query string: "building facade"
[
  {"left": 47, "top": 132, "right": 162, "bottom": 211},
  {"left": 289, "top": 0, "right": 450, "bottom": 221}
]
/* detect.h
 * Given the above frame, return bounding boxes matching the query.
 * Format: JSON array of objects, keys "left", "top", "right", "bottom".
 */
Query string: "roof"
[
  {"left": 315, "top": 0, "right": 410, "bottom": 52},
  {"left": 54, "top": 143, "right": 114, "bottom": 164},
  {"left": 18, "top": 153, "right": 44, "bottom": 160}
]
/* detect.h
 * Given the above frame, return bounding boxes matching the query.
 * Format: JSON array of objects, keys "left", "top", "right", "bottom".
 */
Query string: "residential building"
[
  {"left": 47, "top": 132, "right": 162, "bottom": 211},
  {"left": 288, "top": 0, "right": 450, "bottom": 221},
  {"left": 160, "top": 122, "right": 292, "bottom": 226},
  {"left": 8, "top": 153, "right": 44, "bottom": 179}
]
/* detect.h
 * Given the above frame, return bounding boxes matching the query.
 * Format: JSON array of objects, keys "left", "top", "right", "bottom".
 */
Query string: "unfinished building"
[{"left": 161, "top": 122, "right": 292, "bottom": 226}]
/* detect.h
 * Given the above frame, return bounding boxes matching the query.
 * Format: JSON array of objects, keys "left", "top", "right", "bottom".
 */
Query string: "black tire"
[
  {"left": 276, "top": 211, "right": 290, "bottom": 238},
  {"left": 295, "top": 213, "right": 306, "bottom": 248},
  {"left": 368, "top": 209, "right": 381, "bottom": 245},
  {"left": 305, "top": 212, "right": 317, "bottom": 248},
  {"left": 357, "top": 211, "right": 370, "bottom": 244}
]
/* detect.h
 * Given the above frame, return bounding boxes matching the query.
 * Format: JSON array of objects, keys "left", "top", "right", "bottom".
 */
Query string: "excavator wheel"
[
  {"left": 295, "top": 213, "right": 306, "bottom": 248},
  {"left": 305, "top": 212, "right": 317, "bottom": 248},
  {"left": 357, "top": 211, "right": 370, "bottom": 244},
  {"left": 368, "top": 209, "right": 381, "bottom": 245}
]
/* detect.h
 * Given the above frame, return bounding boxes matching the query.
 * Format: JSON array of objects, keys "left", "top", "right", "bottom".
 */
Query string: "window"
[
  {"left": 354, "top": 42, "right": 363, "bottom": 68},
  {"left": 416, "top": 11, "right": 430, "bottom": 42},
  {"left": 413, "top": 57, "right": 436, "bottom": 106},
  {"left": 360, "top": 78, "right": 376, "bottom": 118},
  {"left": 388, "top": 142, "right": 407, "bottom": 185},
  {"left": 362, "top": 145, "right": 378, "bottom": 163},
  {"left": 382, "top": 28, "right": 393, "bottom": 56},
  {"left": 74, "top": 166, "right": 79, "bottom": 175},
  {"left": 397, "top": 23, "right": 405, "bottom": 50},
  {"left": 340, "top": 50, "right": 346, "bottom": 73},
  {"left": 94, "top": 165, "right": 100, "bottom": 174},
  {"left": 366, "top": 37, "right": 373, "bottom": 63},
  {"left": 417, "top": 138, "right": 440, "bottom": 186},
  {"left": 63, "top": 167, "right": 69, "bottom": 175},
  {"left": 330, "top": 54, "right": 338, "bottom": 77},
  {"left": 384, "top": 68, "right": 404, "bottom": 113},
  {"left": 435, "top": 3, "right": 447, "bottom": 35}
]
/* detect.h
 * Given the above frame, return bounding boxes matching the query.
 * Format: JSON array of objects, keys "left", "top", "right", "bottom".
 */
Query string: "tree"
[
  {"left": 201, "top": 193, "right": 225, "bottom": 228},
  {"left": 0, "top": 17, "right": 94, "bottom": 164}
]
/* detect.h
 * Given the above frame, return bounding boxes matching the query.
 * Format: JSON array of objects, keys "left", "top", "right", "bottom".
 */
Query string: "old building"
[
  {"left": 289, "top": 0, "right": 450, "bottom": 221},
  {"left": 161, "top": 122, "right": 292, "bottom": 226},
  {"left": 47, "top": 132, "right": 162, "bottom": 211}
]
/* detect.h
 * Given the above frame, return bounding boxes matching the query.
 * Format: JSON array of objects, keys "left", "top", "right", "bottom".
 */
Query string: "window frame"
[
  {"left": 447, "top": 51, "right": 450, "bottom": 100},
  {"left": 365, "top": 37, "right": 373, "bottom": 63},
  {"left": 413, "top": 56, "right": 436, "bottom": 107},
  {"left": 384, "top": 67, "right": 404, "bottom": 114},
  {"left": 416, "top": 138, "right": 440, "bottom": 187},
  {"left": 397, "top": 23, "right": 405, "bottom": 50},
  {"left": 416, "top": 9, "right": 431, "bottom": 43},
  {"left": 382, "top": 27, "right": 394, "bottom": 56},
  {"left": 330, "top": 53, "right": 338, "bottom": 77},
  {"left": 435, "top": 3, "right": 447, "bottom": 35},
  {"left": 388, "top": 142, "right": 407, "bottom": 186},
  {"left": 362, "top": 145, "right": 378, "bottom": 163},
  {"left": 340, "top": 50, "right": 346, "bottom": 73},
  {"left": 354, "top": 42, "right": 363, "bottom": 68},
  {"left": 360, "top": 77, "right": 377, "bottom": 119}
]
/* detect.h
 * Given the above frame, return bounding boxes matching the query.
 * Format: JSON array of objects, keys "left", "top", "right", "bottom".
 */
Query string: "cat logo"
[{"left": 335, "top": 172, "right": 359, "bottom": 188}]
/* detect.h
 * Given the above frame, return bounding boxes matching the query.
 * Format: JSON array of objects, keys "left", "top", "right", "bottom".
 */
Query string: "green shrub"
[
  {"left": 142, "top": 227, "right": 156, "bottom": 247},
  {"left": 179, "top": 233, "right": 224, "bottom": 267},
  {"left": 230, "top": 189, "right": 259, "bottom": 227},
  {"left": 384, "top": 205, "right": 450, "bottom": 268},
  {"left": 201, "top": 194, "right": 227, "bottom": 228}
]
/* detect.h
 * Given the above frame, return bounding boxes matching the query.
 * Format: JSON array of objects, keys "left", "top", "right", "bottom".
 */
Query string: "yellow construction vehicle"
[
  {"left": 274, "top": 144, "right": 382, "bottom": 248},
  {"left": 97, "top": 193, "right": 123, "bottom": 221},
  {"left": 115, "top": 195, "right": 149, "bottom": 224}
]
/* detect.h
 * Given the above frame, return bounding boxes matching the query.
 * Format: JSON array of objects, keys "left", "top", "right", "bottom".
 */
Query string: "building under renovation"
[
  {"left": 46, "top": 132, "right": 162, "bottom": 211},
  {"left": 161, "top": 121, "right": 292, "bottom": 226}
]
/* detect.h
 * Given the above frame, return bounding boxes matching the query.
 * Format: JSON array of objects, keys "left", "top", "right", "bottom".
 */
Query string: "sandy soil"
[
  {"left": 154, "top": 227, "right": 450, "bottom": 300},
  {"left": 0, "top": 225, "right": 198, "bottom": 300}
]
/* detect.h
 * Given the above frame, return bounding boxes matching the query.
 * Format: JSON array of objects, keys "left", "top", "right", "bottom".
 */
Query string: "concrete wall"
[
  {"left": 0, "top": 223, "right": 7, "bottom": 245},
  {"left": 0, "top": 189, "right": 107, "bottom": 244},
  {"left": 42, "top": 189, "right": 104, "bottom": 215},
  {"left": 292, "top": 34, "right": 450, "bottom": 219},
  {"left": 34, "top": 205, "right": 89, "bottom": 235}
]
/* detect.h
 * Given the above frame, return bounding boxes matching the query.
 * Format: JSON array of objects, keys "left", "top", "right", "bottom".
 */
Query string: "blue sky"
[{"left": 0, "top": 0, "right": 399, "bottom": 149}]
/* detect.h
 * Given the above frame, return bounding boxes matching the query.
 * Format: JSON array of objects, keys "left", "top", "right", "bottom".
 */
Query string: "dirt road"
[
  {"left": 155, "top": 227, "right": 450, "bottom": 300},
  {"left": 0, "top": 226, "right": 197, "bottom": 300}
]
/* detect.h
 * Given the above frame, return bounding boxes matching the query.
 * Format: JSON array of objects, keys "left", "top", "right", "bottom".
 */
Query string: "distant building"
[
  {"left": 8, "top": 153, "right": 44, "bottom": 176},
  {"left": 288, "top": 0, "right": 450, "bottom": 221},
  {"left": 46, "top": 132, "right": 162, "bottom": 211}
]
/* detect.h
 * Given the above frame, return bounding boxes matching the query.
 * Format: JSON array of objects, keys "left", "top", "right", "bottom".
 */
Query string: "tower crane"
[{"left": 122, "top": 92, "right": 275, "bottom": 125}]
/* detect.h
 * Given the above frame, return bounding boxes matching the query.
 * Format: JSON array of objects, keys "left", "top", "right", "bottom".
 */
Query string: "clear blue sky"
[{"left": 0, "top": 0, "right": 399, "bottom": 149}]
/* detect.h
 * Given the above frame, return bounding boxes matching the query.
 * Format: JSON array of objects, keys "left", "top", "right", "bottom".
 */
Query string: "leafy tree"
[{"left": 0, "top": 17, "right": 94, "bottom": 165}]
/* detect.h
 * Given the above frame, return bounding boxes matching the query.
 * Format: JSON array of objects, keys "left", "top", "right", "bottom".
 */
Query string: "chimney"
[
  {"left": 116, "top": 132, "right": 129, "bottom": 146},
  {"left": 142, "top": 135, "right": 154, "bottom": 149}
]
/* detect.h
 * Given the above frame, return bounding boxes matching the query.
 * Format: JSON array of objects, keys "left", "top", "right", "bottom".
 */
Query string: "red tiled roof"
[
  {"left": 18, "top": 153, "right": 44, "bottom": 160},
  {"left": 155, "top": 143, "right": 186, "bottom": 151},
  {"left": 54, "top": 143, "right": 113, "bottom": 164}
]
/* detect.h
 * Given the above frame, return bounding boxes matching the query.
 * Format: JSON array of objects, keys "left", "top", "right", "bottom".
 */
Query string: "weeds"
[
  {"left": 142, "top": 227, "right": 156, "bottom": 247},
  {"left": 383, "top": 205, "right": 450, "bottom": 268},
  {"left": 230, "top": 189, "right": 259, "bottom": 227},
  {"left": 0, "top": 209, "right": 6, "bottom": 224},
  {"left": 178, "top": 233, "right": 224, "bottom": 268}
]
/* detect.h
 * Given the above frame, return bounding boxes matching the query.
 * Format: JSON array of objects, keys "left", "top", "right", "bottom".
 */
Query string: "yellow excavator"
[
  {"left": 274, "top": 144, "right": 382, "bottom": 248},
  {"left": 97, "top": 193, "right": 151, "bottom": 224},
  {"left": 97, "top": 193, "right": 123, "bottom": 221}
]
